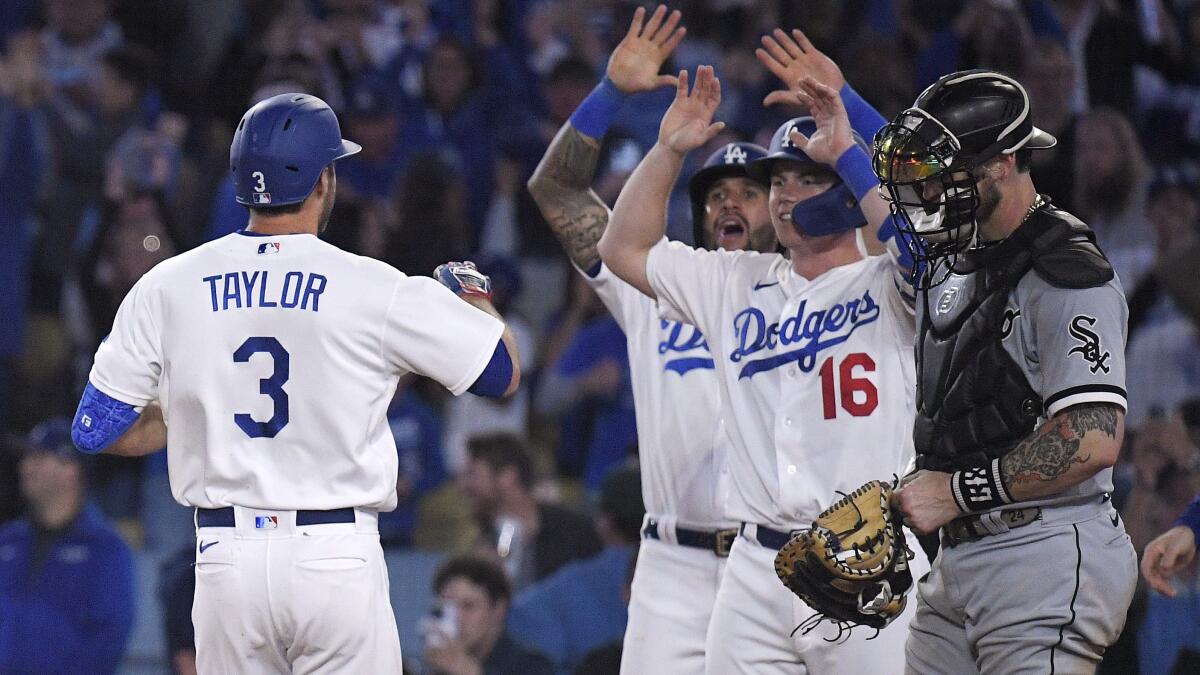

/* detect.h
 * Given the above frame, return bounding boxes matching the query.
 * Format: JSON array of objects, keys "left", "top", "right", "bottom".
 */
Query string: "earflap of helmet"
[{"left": 790, "top": 183, "right": 866, "bottom": 237}]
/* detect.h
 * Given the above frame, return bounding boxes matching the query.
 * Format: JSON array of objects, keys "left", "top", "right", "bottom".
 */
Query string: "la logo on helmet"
[{"left": 724, "top": 145, "right": 748, "bottom": 164}]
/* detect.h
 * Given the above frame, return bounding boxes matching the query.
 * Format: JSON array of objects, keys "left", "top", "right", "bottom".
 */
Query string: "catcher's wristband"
[{"left": 950, "top": 459, "right": 1013, "bottom": 513}]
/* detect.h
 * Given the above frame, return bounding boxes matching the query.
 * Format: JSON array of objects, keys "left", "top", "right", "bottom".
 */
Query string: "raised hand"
[
  {"left": 756, "top": 28, "right": 844, "bottom": 109},
  {"left": 784, "top": 77, "right": 855, "bottom": 167},
  {"left": 658, "top": 66, "right": 725, "bottom": 155},
  {"left": 607, "top": 5, "right": 686, "bottom": 94}
]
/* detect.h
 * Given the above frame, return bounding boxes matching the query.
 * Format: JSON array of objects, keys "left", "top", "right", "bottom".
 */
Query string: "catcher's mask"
[{"left": 872, "top": 70, "right": 1056, "bottom": 287}]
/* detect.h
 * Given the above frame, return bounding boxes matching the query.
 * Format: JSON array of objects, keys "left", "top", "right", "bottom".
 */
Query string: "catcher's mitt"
[{"left": 774, "top": 479, "right": 914, "bottom": 638}]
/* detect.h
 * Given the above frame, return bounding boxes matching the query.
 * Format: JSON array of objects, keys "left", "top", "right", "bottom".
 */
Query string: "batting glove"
[{"left": 434, "top": 261, "right": 493, "bottom": 301}]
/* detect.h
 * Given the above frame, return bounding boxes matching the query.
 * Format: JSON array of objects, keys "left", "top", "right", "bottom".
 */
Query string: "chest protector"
[{"left": 914, "top": 201, "right": 1113, "bottom": 472}]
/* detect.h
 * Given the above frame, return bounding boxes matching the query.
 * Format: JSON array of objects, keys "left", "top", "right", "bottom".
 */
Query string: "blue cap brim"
[{"left": 336, "top": 139, "right": 362, "bottom": 161}]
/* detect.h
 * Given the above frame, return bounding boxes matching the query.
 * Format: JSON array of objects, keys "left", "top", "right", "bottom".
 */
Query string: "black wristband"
[{"left": 950, "top": 459, "right": 1013, "bottom": 513}]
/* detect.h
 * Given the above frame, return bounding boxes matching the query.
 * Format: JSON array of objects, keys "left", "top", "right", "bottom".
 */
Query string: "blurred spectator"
[
  {"left": 38, "top": 44, "right": 158, "bottom": 307},
  {"left": 443, "top": 255, "right": 536, "bottom": 472},
  {"left": 1071, "top": 106, "right": 1155, "bottom": 287},
  {"left": 383, "top": 149, "right": 473, "bottom": 276},
  {"left": 1036, "top": 0, "right": 1185, "bottom": 115},
  {"left": 381, "top": 375, "right": 449, "bottom": 547},
  {"left": 337, "top": 77, "right": 414, "bottom": 203},
  {"left": 0, "top": 418, "right": 134, "bottom": 674},
  {"left": 39, "top": 0, "right": 124, "bottom": 99},
  {"left": 0, "top": 31, "right": 51, "bottom": 431},
  {"left": 1025, "top": 38, "right": 1080, "bottom": 213},
  {"left": 158, "top": 544, "right": 198, "bottom": 675},
  {"left": 422, "top": 555, "right": 555, "bottom": 675},
  {"left": 460, "top": 433, "right": 601, "bottom": 590},
  {"left": 507, "top": 464, "right": 643, "bottom": 673},
  {"left": 418, "top": 37, "right": 496, "bottom": 226},
  {"left": 1125, "top": 165, "right": 1200, "bottom": 426},
  {"left": 535, "top": 279, "right": 636, "bottom": 491}
]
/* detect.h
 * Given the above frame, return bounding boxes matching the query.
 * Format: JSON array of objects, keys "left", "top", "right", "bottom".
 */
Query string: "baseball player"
[
  {"left": 599, "top": 63, "right": 926, "bottom": 673},
  {"left": 526, "top": 7, "right": 776, "bottom": 672},
  {"left": 878, "top": 70, "right": 1137, "bottom": 674},
  {"left": 68, "top": 93, "right": 521, "bottom": 673}
]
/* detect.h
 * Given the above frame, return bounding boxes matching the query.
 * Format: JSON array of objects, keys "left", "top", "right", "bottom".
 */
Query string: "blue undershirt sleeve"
[{"left": 468, "top": 339, "right": 514, "bottom": 397}]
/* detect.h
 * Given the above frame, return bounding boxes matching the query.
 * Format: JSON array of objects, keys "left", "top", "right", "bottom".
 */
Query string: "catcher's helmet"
[
  {"left": 872, "top": 70, "right": 1056, "bottom": 280},
  {"left": 688, "top": 142, "right": 768, "bottom": 247},
  {"left": 748, "top": 117, "right": 867, "bottom": 237},
  {"left": 230, "top": 93, "right": 361, "bottom": 207}
]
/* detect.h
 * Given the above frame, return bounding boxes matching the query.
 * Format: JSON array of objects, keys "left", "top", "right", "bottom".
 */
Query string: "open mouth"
[{"left": 715, "top": 216, "right": 747, "bottom": 241}]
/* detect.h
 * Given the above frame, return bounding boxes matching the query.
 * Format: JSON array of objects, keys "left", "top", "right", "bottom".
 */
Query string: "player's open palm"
[
  {"left": 607, "top": 5, "right": 685, "bottom": 94},
  {"left": 785, "top": 77, "right": 854, "bottom": 167},
  {"left": 658, "top": 66, "right": 725, "bottom": 155},
  {"left": 758, "top": 28, "right": 844, "bottom": 108}
]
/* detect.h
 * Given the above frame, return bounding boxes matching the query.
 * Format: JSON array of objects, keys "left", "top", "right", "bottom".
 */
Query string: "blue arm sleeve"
[
  {"left": 1174, "top": 493, "right": 1200, "bottom": 550},
  {"left": 835, "top": 146, "right": 922, "bottom": 281},
  {"left": 467, "top": 339, "right": 514, "bottom": 397},
  {"left": 72, "top": 382, "right": 142, "bottom": 454},
  {"left": 840, "top": 84, "right": 888, "bottom": 143}
]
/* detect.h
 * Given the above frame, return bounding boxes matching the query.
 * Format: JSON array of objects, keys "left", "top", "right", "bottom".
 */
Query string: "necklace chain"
[{"left": 1021, "top": 194, "right": 1047, "bottom": 224}]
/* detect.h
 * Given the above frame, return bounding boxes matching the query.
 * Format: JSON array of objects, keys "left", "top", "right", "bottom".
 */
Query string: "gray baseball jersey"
[{"left": 921, "top": 261, "right": 1128, "bottom": 509}]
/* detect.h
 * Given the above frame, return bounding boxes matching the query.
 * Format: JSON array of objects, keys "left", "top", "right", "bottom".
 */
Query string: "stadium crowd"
[{"left": 2, "top": 0, "right": 1200, "bottom": 672}]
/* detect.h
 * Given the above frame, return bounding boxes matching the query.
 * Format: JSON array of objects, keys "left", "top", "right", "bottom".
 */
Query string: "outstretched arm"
[
  {"left": 757, "top": 28, "right": 887, "bottom": 148},
  {"left": 599, "top": 67, "right": 725, "bottom": 297},
  {"left": 526, "top": 5, "right": 684, "bottom": 273}
]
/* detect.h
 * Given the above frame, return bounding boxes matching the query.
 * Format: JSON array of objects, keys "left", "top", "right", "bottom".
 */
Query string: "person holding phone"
[{"left": 424, "top": 556, "right": 554, "bottom": 675}]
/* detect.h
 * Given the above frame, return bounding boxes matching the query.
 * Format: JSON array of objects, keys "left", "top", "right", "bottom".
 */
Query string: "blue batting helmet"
[
  {"left": 687, "top": 142, "right": 768, "bottom": 247},
  {"left": 230, "top": 93, "right": 361, "bottom": 207},
  {"left": 747, "top": 117, "right": 867, "bottom": 237}
]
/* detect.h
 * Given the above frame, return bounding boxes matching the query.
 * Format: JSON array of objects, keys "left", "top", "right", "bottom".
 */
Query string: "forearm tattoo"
[
  {"left": 1000, "top": 403, "right": 1119, "bottom": 489},
  {"left": 528, "top": 125, "right": 609, "bottom": 272}
]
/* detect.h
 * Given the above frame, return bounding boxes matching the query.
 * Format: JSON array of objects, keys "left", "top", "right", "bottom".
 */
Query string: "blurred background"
[{"left": 1, "top": 0, "right": 1199, "bottom": 673}]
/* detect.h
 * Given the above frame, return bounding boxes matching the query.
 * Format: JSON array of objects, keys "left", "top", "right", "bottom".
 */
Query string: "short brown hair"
[{"left": 467, "top": 433, "right": 534, "bottom": 489}]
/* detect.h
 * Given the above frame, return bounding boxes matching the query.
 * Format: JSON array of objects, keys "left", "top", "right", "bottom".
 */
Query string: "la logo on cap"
[{"left": 724, "top": 145, "right": 747, "bottom": 164}]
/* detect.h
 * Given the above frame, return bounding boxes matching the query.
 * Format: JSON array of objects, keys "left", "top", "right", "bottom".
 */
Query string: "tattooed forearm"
[
  {"left": 1000, "top": 403, "right": 1121, "bottom": 493},
  {"left": 527, "top": 124, "right": 610, "bottom": 271}
]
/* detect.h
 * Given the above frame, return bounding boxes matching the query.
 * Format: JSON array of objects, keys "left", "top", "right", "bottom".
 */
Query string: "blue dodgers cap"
[
  {"left": 230, "top": 93, "right": 361, "bottom": 207},
  {"left": 27, "top": 418, "right": 80, "bottom": 462}
]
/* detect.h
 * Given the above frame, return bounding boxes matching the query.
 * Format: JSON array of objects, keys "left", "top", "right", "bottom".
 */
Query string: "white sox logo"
[
  {"left": 1067, "top": 315, "right": 1110, "bottom": 373},
  {"left": 723, "top": 144, "right": 748, "bottom": 164}
]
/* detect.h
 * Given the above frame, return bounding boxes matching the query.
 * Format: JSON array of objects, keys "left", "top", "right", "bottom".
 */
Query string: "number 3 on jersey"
[
  {"left": 818, "top": 352, "right": 878, "bottom": 419},
  {"left": 234, "top": 337, "right": 290, "bottom": 438}
]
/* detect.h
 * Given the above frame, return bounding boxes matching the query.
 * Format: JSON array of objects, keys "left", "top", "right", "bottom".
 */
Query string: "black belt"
[
  {"left": 739, "top": 523, "right": 798, "bottom": 551},
  {"left": 195, "top": 507, "right": 357, "bottom": 528},
  {"left": 943, "top": 507, "right": 1041, "bottom": 547},
  {"left": 642, "top": 519, "right": 739, "bottom": 558}
]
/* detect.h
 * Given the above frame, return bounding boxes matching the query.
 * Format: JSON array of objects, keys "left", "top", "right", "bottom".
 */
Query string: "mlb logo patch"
[
  {"left": 255, "top": 515, "right": 279, "bottom": 529},
  {"left": 257, "top": 242, "right": 282, "bottom": 255},
  {"left": 252, "top": 192, "right": 272, "bottom": 205}
]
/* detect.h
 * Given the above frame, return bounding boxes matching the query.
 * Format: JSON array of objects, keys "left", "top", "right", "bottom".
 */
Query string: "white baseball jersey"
[
  {"left": 584, "top": 263, "right": 732, "bottom": 528},
  {"left": 646, "top": 241, "right": 916, "bottom": 528},
  {"left": 89, "top": 230, "right": 503, "bottom": 511}
]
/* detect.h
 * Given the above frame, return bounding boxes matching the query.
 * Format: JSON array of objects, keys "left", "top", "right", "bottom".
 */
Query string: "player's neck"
[
  {"left": 978, "top": 178, "right": 1038, "bottom": 243},
  {"left": 246, "top": 216, "right": 319, "bottom": 236},
  {"left": 787, "top": 234, "right": 863, "bottom": 280}
]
